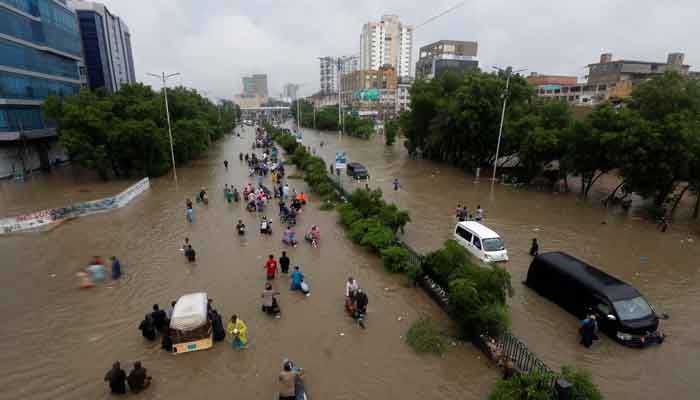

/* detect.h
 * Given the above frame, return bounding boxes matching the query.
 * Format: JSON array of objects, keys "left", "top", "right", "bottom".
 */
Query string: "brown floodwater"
[
  {"left": 0, "top": 126, "right": 497, "bottom": 400},
  {"left": 299, "top": 125, "right": 700, "bottom": 400}
]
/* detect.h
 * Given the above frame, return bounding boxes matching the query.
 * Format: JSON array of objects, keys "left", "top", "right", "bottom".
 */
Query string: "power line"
[{"left": 415, "top": 1, "right": 467, "bottom": 30}]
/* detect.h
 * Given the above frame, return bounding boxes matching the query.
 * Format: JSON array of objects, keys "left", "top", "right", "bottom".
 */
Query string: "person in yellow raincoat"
[{"left": 227, "top": 314, "right": 248, "bottom": 349}]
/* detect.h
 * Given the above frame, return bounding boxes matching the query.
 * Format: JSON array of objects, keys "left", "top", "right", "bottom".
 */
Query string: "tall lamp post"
[
  {"left": 148, "top": 72, "right": 180, "bottom": 183},
  {"left": 491, "top": 66, "right": 526, "bottom": 182}
]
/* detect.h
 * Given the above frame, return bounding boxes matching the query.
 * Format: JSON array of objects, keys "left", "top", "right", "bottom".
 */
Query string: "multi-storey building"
[
  {"left": 319, "top": 56, "right": 337, "bottom": 95},
  {"left": 242, "top": 74, "right": 268, "bottom": 98},
  {"left": 415, "top": 40, "right": 478, "bottom": 80},
  {"left": 534, "top": 52, "right": 693, "bottom": 106},
  {"left": 0, "top": 0, "right": 84, "bottom": 177},
  {"left": 359, "top": 15, "right": 414, "bottom": 78},
  {"left": 340, "top": 55, "right": 359, "bottom": 75},
  {"left": 69, "top": 0, "right": 135, "bottom": 92},
  {"left": 341, "top": 65, "right": 397, "bottom": 119},
  {"left": 282, "top": 83, "right": 299, "bottom": 100}
]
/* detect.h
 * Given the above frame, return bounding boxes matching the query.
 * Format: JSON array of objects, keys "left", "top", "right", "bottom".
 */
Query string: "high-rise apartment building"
[
  {"left": 0, "top": 0, "right": 83, "bottom": 176},
  {"left": 359, "top": 15, "right": 414, "bottom": 78},
  {"left": 340, "top": 55, "right": 359, "bottom": 75},
  {"left": 69, "top": 0, "right": 136, "bottom": 92},
  {"left": 415, "top": 40, "right": 478, "bottom": 80},
  {"left": 242, "top": 74, "right": 268, "bottom": 98},
  {"left": 282, "top": 83, "right": 299, "bottom": 99},
  {"left": 319, "top": 55, "right": 359, "bottom": 95},
  {"left": 319, "top": 56, "right": 338, "bottom": 95}
]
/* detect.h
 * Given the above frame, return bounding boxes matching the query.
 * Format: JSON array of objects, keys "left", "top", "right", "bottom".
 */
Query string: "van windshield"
[
  {"left": 613, "top": 297, "right": 653, "bottom": 321},
  {"left": 482, "top": 238, "right": 505, "bottom": 252}
]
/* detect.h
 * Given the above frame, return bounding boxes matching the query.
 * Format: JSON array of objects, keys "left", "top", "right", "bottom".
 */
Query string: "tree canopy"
[{"left": 43, "top": 84, "right": 238, "bottom": 180}]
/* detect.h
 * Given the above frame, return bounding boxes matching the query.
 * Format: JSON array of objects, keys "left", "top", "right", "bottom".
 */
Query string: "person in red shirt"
[{"left": 264, "top": 255, "right": 278, "bottom": 280}]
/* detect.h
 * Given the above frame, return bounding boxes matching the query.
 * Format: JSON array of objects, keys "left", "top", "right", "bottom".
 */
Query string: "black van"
[
  {"left": 346, "top": 162, "right": 369, "bottom": 180},
  {"left": 526, "top": 252, "right": 663, "bottom": 347}
]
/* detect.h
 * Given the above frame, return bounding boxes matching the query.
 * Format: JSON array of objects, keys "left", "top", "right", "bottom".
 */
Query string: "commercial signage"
[{"left": 335, "top": 151, "right": 347, "bottom": 170}]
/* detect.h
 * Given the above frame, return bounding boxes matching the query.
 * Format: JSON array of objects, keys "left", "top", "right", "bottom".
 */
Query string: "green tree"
[
  {"left": 44, "top": 83, "right": 227, "bottom": 180},
  {"left": 618, "top": 72, "right": 700, "bottom": 207},
  {"left": 385, "top": 118, "right": 399, "bottom": 146},
  {"left": 561, "top": 104, "right": 627, "bottom": 198},
  {"left": 402, "top": 70, "right": 533, "bottom": 170}
]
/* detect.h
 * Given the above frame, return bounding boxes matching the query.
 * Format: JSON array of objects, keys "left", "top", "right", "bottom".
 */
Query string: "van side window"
[
  {"left": 473, "top": 237, "right": 482, "bottom": 250},
  {"left": 456, "top": 226, "right": 472, "bottom": 242},
  {"left": 594, "top": 297, "right": 612, "bottom": 315}
]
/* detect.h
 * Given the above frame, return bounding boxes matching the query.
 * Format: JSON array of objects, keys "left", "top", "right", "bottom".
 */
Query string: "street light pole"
[
  {"left": 491, "top": 66, "right": 526, "bottom": 182},
  {"left": 148, "top": 72, "right": 180, "bottom": 183}
]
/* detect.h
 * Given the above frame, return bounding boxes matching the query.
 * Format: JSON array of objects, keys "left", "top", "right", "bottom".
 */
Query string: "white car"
[{"left": 453, "top": 221, "right": 508, "bottom": 263}]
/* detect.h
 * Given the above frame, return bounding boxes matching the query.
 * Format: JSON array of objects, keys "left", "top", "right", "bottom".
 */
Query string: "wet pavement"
[
  {"left": 298, "top": 125, "right": 700, "bottom": 400},
  {"left": 0, "top": 126, "right": 496, "bottom": 400}
]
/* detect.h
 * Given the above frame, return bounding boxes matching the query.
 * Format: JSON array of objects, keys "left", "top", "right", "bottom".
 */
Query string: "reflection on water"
[
  {"left": 300, "top": 126, "right": 700, "bottom": 400},
  {"left": 0, "top": 128, "right": 496, "bottom": 400}
]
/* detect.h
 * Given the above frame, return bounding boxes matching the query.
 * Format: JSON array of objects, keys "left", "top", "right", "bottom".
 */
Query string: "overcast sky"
[{"left": 99, "top": 0, "right": 699, "bottom": 100}]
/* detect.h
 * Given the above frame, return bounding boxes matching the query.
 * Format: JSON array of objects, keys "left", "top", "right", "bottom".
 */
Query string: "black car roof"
[
  {"left": 348, "top": 162, "right": 366, "bottom": 169},
  {"left": 534, "top": 252, "right": 641, "bottom": 301}
]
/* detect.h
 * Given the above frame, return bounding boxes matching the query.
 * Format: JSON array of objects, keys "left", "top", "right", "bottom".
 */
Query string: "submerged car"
[
  {"left": 346, "top": 162, "right": 369, "bottom": 180},
  {"left": 525, "top": 252, "right": 664, "bottom": 347}
]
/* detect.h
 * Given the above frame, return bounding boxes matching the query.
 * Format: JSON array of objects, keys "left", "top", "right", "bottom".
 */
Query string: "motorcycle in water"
[
  {"left": 346, "top": 291, "right": 368, "bottom": 329},
  {"left": 279, "top": 359, "right": 308, "bottom": 400}
]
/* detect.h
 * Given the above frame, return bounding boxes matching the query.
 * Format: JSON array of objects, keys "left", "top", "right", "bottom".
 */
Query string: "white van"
[{"left": 453, "top": 221, "right": 509, "bottom": 263}]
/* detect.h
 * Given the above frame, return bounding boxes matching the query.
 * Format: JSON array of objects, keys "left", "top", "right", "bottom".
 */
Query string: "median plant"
[
  {"left": 405, "top": 318, "right": 448, "bottom": 355},
  {"left": 488, "top": 366, "right": 603, "bottom": 400},
  {"left": 488, "top": 370, "right": 556, "bottom": 400},
  {"left": 380, "top": 246, "right": 411, "bottom": 273},
  {"left": 424, "top": 240, "right": 513, "bottom": 338}
]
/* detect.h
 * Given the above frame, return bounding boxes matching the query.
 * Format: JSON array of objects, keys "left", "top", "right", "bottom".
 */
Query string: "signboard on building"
[
  {"left": 353, "top": 88, "right": 380, "bottom": 101},
  {"left": 335, "top": 151, "right": 347, "bottom": 170}
]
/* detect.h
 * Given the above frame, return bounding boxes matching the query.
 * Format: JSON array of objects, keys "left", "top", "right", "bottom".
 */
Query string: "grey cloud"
[{"left": 98, "top": 0, "right": 700, "bottom": 99}]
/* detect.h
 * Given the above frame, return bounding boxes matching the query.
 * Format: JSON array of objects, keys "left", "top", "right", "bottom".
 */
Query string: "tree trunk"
[
  {"left": 694, "top": 193, "right": 700, "bottom": 219},
  {"left": 604, "top": 180, "right": 626, "bottom": 206},
  {"left": 584, "top": 171, "right": 605, "bottom": 199},
  {"left": 580, "top": 175, "right": 586, "bottom": 197},
  {"left": 670, "top": 184, "right": 690, "bottom": 216}
]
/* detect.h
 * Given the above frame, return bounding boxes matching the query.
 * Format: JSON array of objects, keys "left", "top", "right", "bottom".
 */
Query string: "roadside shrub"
[
  {"left": 405, "top": 318, "right": 447, "bottom": 355},
  {"left": 380, "top": 246, "right": 411, "bottom": 273},
  {"left": 348, "top": 218, "right": 377, "bottom": 243},
  {"left": 348, "top": 188, "right": 386, "bottom": 218},
  {"left": 360, "top": 223, "right": 394, "bottom": 253},
  {"left": 319, "top": 201, "right": 336, "bottom": 211},
  {"left": 560, "top": 366, "right": 603, "bottom": 400},
  {"left": 377, "top": 203, "right": 411, "bottom": 234},
  {"left": 338, "top": 204, "right": 362, "bottom": 227},
  {"left": 423, "top": 240, "right": 471, "bottom": 287},
  {"left": 488, "top": 371, "right": 556, "bottom": 400},
  {"left": 405, "top": 262, "right": 423, "bottom": 283},
  {"left": 449, "top": 272, "right": 512, "bottom": 338}
]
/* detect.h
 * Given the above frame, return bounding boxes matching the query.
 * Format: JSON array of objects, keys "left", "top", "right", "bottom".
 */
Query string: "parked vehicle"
[
  {"left": 346, "top": 162, "right": 369, "bottom": 180},
  {"left": 453, "top": 221, "right": 508, "bottom": 263},
  {"left": 525, "top": 252, "right": 664, "bottom": 347}
]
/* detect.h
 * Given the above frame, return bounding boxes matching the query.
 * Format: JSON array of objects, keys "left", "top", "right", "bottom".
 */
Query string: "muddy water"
[
  {"left": 300, "top": 126, "right": 700, "bottom": 400},
  {"left": 0, "top": 127, "right": 497, "bottom": 400}
]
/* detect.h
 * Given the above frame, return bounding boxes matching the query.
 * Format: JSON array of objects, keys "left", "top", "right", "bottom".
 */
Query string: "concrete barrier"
[{"left": 0, "top": 177, "right": 150, "bottom": 234}]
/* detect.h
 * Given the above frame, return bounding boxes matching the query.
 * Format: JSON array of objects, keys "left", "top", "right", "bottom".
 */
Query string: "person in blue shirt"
[
  {"left": 110, "top": 256, "right": 122, "bottom": 280},
  {"left": 290, "top": 266, "right": 303, "bottom": 291}
]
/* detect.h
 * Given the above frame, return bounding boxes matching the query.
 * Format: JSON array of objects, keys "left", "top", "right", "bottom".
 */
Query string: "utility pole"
[
  {"left": 337, "top": 58, "right": 343, "bottom": 135},
  {"left": 491, "top": 66, "right": 526, "bottom": 182},
  {"left": 148, "top": 72, "right": 180, "bottom": 183}
]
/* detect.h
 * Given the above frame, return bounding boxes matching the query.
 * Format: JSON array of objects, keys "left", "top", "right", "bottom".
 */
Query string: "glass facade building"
[
  {"left": 70, "top": 0, "right": 135, "bottom": 93},
  {"left": 0, "top": 0, "right": 82, "bottom": 136}
]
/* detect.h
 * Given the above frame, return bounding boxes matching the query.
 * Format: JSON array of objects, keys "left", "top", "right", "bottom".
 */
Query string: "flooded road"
[
  {"left": 299, "top": 126, "right": 700, "bottom": 400},
  {"left": 0, "top": 126, "right": 496, "bottom": 400}
]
